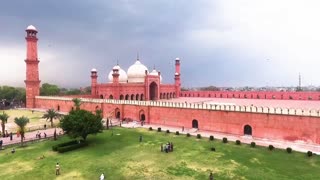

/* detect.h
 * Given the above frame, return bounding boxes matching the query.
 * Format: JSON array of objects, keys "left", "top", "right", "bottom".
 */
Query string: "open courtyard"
[{"left": 0, "top": 127, "right": 319, "bottom": 180}]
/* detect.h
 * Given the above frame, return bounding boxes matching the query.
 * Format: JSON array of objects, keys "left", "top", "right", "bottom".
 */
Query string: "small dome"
[
  {"left": 149, "top": 69, "right": 158, "bottom": 76},
  {"left": 108, "top": 65, "right": 128, "bottom": 83},
  {"left": 26, "top": 25, "right": 37, "bottom": 31},
  {"left": 175, "top": 72, "right": 179, "bottom": 75},
  {"left": 127, "top": 60, "right": 149, "bottom": 83},
  {"left": 175, "top": 57, "right": 180, "bottom": 60},
  {"left": 91, "top": 68, "right": 97, "bottom": 72},
  {"left": 148, "top": 69, "right": 162, "bottom": 83}
]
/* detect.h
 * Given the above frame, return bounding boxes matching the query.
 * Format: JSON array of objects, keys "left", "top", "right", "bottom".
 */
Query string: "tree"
[
  {"left": 14, "top": 116, "right": 29, "bottom": 146},
  {"left": 72, "top": 98, "right": 82, "bottom": 110},
  {"left": 0, "top": 112, "right": 9, "bottom": 137},
  {"left": 42, "top": 109, "right": 61, "bottom": 128},
  {"left": 59, "top": 109, "right": 103, "bottom": 141},
  {"left": 40, "top": 83, "right": 60, "bottom": 96}
]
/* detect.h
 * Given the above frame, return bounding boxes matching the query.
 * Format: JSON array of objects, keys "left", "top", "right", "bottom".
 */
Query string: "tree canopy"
[
  {"left": 59, "top": 109, "right": 103, "bottom": 140},
  {"left": 42, "top": 109, "right": 61, "bottom": 127},
  {"left": 14, "top": 116, "right": 30, "bottom": 146},
  {"left": 0, "top": 112, "right": 9, "bottom": 137},
  {"left": 40, "top": 83, "right": 60, "bottom": 96}
]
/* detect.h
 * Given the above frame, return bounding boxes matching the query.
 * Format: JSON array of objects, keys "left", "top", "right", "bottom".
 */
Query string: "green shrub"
[
  {"left": 52, "top": 140, "right": 78, "bottom": 151},
  {"left": 250, "top": 142, "right": 256, "bottom": 148},
  {"left": 166, "top": 130, "right": 170, "bottom": 133},
  {"left": 222, "top": 137, "right": 228, "bottom": 143},
  {"left": 268, "top": 145, "right": 274, "bottom": 151},
  {"left": 211, "top": 147, "right": 216, "bottom": 151},
  {"left": 209, "top": 135, "right": 214, "bottom": 141},
  {"left": 197, "top": 134, "right": 201, "bottom": 139},
  {"left": 307, "top": 151, "right": 313, "bottom": 157},
  {"left": 175, "top": 131, "right": 179, "bottom": 135},
  {"left": 57, "top": 141, "right": 88, "bottom": 153},
  {"left": 286, "top": 147, "right": 292, "bottom": 153},
  {"left": 186, "top": 133, "right": 191, "bottom": 137},
  {"left": 149, "top": 127, "right": 153, "bottom": 131},
  {"left": 236, "top": 140, "right": 241, "bottom": 145},
  {"left": 157, "top": 127, "right": 161, "bottom": 132}
]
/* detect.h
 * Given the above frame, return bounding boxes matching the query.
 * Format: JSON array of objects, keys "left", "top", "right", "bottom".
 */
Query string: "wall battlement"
[{"left": 36, "top": 96, "right": 320, "bottom": 117}]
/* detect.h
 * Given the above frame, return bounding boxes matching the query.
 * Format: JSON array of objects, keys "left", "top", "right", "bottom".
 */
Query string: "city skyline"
[{"left": 1, "top": 0, "right": 320, "bottom": 88}]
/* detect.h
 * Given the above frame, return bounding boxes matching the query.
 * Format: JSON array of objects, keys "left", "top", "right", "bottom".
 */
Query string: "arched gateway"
[
  {"left": 192, "top": 119, "right": 199, "bottom": 129},
  {"left": 149, "top": 82, "right": 158, "bottom": 100},
  {"left": 244, "top": 125, "right": 252, "bottom": 135}
]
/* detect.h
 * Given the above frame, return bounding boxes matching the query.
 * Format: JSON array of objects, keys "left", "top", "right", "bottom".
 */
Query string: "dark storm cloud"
[{"left": 1, "top": 1, "right": 318, "bottom": 88}]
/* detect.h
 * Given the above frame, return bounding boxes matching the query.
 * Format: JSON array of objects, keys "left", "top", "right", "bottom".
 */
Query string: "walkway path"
[
  {"left": 0, "top": 128, "right": 63, "bottom": 147},
  {"left": 122, "top": 122, "right": 320, "bottom": 154}
]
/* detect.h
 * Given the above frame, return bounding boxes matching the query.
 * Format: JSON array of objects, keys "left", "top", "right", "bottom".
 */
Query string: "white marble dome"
[
  {"left": 26, "top": 25, "right": 37, "bottom": 31},
  {"left": 91, "top": 68, "right": 97, "bottom": 72},
  {"left": 108, "top": 65, "right": 128, "bottom": 83},
  {"left": 127, "top": 60, "right": 149, "bottom": 83}
]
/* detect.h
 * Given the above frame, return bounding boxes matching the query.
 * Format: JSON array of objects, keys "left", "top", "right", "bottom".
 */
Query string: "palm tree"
[
  {"left": 0, "top": 112, "right": 9, "bottom": 137},
  {"left": 14, "top": 116, "right": 29, "bottom": 146},
  {"left": 72, "top": 98, "right": 82, "bottom": 110},
  {"left": 42, "top": 109, "right": 61, "bottom": 128}
]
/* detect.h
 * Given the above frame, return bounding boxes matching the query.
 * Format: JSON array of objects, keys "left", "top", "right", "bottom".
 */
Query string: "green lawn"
[
  {"left": 0, "top": 127, "right": 319, "bottom": 180},
  {"left": 2, "top": 109, "right": 57, "bottom": 132}
]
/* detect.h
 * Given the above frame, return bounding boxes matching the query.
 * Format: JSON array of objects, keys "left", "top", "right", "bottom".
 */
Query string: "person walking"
[
  {"left": 139, "top": 135, "right": 142, "bottom": 142},
  {"left": 55, "top": 162, "right": 60, "bottom": 175},
  {"left": 100, "top": 173, "right": 105, "bottom": 180},
  {"left": 209, "top": 172, "right": 214, "bottom": 180}
]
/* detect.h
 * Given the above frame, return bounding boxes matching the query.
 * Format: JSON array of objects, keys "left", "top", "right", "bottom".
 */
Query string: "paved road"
[{"left": 0, "top": 128, "right": 63, "bottom": 147}]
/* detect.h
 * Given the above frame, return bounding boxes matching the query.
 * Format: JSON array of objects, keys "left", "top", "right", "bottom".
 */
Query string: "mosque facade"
[
  {"left": 90, "top": 57, "right": 181, "bottom": 101},
  {"left": 24, "top": 25, "right": 320, "bottom": 146}
]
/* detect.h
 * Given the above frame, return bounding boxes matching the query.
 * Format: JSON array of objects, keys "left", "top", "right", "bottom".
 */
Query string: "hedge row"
[
  {"left": 57, "top": 141, "right": 88, "bottom": 153},
  {"left": 52, "top": 140, "right": 78, "bottom": 151}
]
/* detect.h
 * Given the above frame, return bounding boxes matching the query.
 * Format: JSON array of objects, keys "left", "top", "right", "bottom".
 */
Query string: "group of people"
[
  {"left": 161, "top": 142, "right": 174, "bottom": 153},
  {"left": 36, "top": 131, "right": 47, "bottom": 139},
  {"left": 0, "top": 131, "right": 14, "bottom": 140}
]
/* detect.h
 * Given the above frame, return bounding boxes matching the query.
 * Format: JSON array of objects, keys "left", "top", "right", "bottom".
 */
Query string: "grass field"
[
  {"left": 0, "top": 127, "right": 319, "bottom": 180},
  {"left": 2, "top": 109, "right": 56, "bottom": 132}
]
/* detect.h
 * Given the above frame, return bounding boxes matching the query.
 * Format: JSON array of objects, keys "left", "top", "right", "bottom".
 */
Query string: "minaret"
[
  {"left": 91, "top": 68, "right": 98, "bottom": 96},
  {"left": 174, "top": 57, "right": 181, "bottom": 98},
  {"left": 25, "top": 25, "right": 40, "bottom": 108},
  {"left": 299, "top": 73, "right": 301, "bottom": 89},
  {"left": 112, "top": 68, "right": 120, "bottom": 99}
]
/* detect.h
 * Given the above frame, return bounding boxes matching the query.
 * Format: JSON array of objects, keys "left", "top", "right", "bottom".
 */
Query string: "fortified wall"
[
  {"left": 181, "top": 91, "right": 320, "bottom": 101},
  {"left": 35, "top": 96, "right": 320, "bottom": 144}
]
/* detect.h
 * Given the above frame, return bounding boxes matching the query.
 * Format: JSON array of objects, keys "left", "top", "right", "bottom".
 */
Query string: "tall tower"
[
  {"left": 174, "top": 57, "right": 181, "bottom": 98},
  {"left": 25, "top": 25, "right": 40, "bottom": 108},
  {"left": 91, "top": 68, "right": 98, "bottom": 96}
]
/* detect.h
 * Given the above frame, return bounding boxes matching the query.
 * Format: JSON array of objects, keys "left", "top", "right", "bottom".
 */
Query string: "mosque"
[
  {"left": 24, "top": 25, "right": 320, "bottom": 147},
  {"left": 90, "top": 56, "right": 181, "bottom": 101}
]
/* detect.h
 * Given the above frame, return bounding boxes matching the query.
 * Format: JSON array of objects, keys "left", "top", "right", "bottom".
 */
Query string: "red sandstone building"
[{"left": 25, "top": 25, "right": 320, "bottom": 145}]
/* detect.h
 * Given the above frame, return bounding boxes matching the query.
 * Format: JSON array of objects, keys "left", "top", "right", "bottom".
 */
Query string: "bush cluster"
[
  {"left": 268, "top": 145, "right": 274, "bottom": 151},
  {"left": 166, "top": 130, "right": 170, "bottom": 133},
  {"left": 197, "top": 134, "right": 201, "bottom": 139},
  {"left": 210, "top": 147, "right": 216, "bottom": 151},
  {"left": 307, "top": 151, "right": 313, "bottom": 157},
  {"left": 57, "top": 141, "right": 88, "bottom": 153},
  {"left": 250, "top": 142, "right": 256, "bottom": 148},
  {"left": 175, "top": 131, "right": 180, "bottom": 135},
  {"left": 157, "top": 127, "right": 161, "bottom": 132},
  {"left": 52, "top": 140, "right": 78, "bottom": 151},
  {"left": 149, "top": 127, "right": 153, "bottom": 131},
  {"left": 186, "top": 133, "right": 191, "bottom": 137},
  {"left": 286, "top": 147, "right": 292, "bottom": 153},
  {"left": 236, "top": 140, "right": 241, "bottom": 145},
  {"left": 222, "top": 137, "right": 228, "bottom": 143},
  {"left": 209, "top": 135, "right": 214, "bottom": 141}
]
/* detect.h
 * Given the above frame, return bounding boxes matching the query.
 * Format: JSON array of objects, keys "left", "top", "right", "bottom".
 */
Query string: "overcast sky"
[{"left": 1, "top": 0, "right": 320, "bottom": 88}]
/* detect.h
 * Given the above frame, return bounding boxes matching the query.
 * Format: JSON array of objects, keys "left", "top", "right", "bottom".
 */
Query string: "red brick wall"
[
  {"left": 35, "top": 97, "right": 320, "bottom": 144},
  {"left": 181, "top": 91, "right": 320, "bottom": 101}
]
